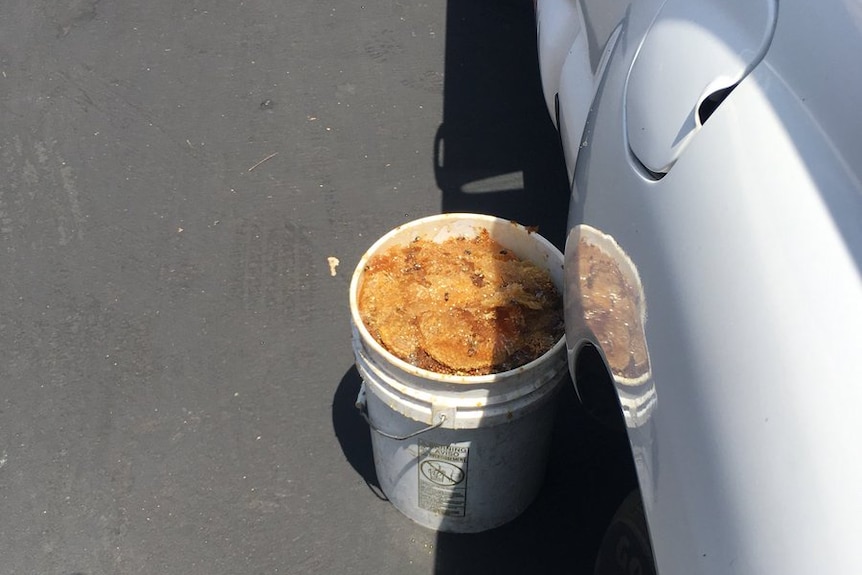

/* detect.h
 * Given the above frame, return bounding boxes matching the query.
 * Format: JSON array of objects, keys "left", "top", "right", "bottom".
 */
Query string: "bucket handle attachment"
[{"left": 355, "top": 384, "right": 447, "bottom": 441}]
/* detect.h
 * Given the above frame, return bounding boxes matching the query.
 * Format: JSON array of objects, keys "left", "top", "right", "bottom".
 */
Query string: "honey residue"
[
  {"left": 358, "top": 229, "right": 564, "bottom": 376},
  {"left": 576, "top": 239, "right": 648, "bottom": 381}
]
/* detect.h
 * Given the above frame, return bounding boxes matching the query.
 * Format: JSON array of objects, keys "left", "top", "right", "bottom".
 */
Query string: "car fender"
[{"left": 564, "top": 9, "right": 862, "bottom": 571}]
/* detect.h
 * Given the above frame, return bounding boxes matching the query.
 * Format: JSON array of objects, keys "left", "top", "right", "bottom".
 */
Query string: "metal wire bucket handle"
[{"left": 355, "top": 384, "right": 447, "bottom": 441}]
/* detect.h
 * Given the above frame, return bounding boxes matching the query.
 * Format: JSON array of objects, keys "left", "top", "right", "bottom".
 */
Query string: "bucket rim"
[{"left": 349, "top": 213, "right": 566, "bottom": 386}]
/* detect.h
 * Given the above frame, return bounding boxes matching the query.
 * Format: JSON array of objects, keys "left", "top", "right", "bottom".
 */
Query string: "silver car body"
[{"left": 536, "top": 0, "right": 862, "bottom": 572}]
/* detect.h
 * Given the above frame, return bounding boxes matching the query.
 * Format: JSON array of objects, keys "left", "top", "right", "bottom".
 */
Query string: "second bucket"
[{"left": 349, "top": 213, "right": 568, "bottom": 533}]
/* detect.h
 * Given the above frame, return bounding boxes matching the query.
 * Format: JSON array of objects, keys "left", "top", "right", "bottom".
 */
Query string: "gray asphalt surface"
[{"left": 0, "top": 1, "right": 635, "bottom": 573}]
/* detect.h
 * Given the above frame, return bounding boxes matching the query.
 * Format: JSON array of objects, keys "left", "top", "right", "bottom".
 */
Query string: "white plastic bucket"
[{"left": 349, "top": 213, "right": 568, "bottom": 533}]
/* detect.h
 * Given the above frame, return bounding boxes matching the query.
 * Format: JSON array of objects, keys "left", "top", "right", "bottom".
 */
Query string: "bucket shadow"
[{"left": 333, "top": 365, "right": 384, "bottom": 497}]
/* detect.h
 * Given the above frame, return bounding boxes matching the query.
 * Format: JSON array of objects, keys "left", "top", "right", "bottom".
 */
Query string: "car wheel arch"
[{"left": 571, "top": 340, "right": 628, "bottom": 434}]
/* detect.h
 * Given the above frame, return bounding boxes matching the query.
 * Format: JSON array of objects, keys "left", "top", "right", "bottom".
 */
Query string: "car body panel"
[
  {"left": 625, "top": 0, "right": 777, "bottom": 174},
  {"left": 537, "top": 0, "right": 862, "bottom": 572},
  {"left": 536, "top": 0, "right": 639, "bottom": 185}
]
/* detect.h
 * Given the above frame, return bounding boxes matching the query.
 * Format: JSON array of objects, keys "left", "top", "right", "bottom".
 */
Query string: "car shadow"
[
  {"left": 431, "top": 0, "right": 638, "bottom": 573},
  {"left": 434, "top": 0, "right": 570, "bottom": 250},
  {"left": 432, "top": 380, "right": 637, "bottom": 575}
]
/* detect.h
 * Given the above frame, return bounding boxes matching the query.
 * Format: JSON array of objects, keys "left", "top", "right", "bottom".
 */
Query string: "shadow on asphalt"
[
  {"left": 434, "top": 0, "right": 569, "bottom": 250},
  {"left": 433, "top": 382, "right": 637, "bottom": 575},
  {"left": 430, "top": 0, "right": 638, "bottom": 573},
  {"left": 333, "top": 366, "right": 385, "bottom": 498}
]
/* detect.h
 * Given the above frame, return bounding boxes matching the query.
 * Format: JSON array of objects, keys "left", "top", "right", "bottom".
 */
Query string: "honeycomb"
[{"left": 358, "top": 229, "right": 564, "bottom": 376}]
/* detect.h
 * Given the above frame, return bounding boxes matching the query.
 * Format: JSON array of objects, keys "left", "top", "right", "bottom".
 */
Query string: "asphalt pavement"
[{"left": 0, "top": 1, "right": 635, "bottom": 573}]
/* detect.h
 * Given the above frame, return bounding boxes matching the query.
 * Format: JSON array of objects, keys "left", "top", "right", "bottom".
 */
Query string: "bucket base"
[{"left": 367, "top": 382, "right": 562, "bottom": 533}]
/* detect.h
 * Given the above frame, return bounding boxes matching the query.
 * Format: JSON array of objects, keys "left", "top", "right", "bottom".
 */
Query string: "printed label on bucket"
[{"left": 418, "top": 440, "right": 469, "bottom": 517}]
